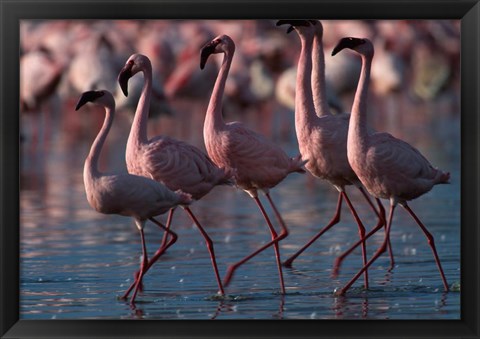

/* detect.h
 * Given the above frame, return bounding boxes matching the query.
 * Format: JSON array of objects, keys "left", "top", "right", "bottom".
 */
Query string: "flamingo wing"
[
  {"left": 219, "top": 122, "right": 293, "bottom": 188},
  {"left": 366, "top": 132, "right": 444, "bottom": 199},
  {"left": 142, "top": 136, "right": 228, "bottom": 197},
  {"left": 96, "top": 174, "right": 185, "bottom": 218}
]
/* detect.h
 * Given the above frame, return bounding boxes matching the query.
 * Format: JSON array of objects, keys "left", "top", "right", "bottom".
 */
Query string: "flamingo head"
[
  {"left": 200, "top": 34, "right": 235, "bottom": 70},
  {"left": 331, "top": 37, "right": 374, "bottom": 58},
  {"left": 308, "top": 20, "right": 324, "bottom": 37},
  {"left": 118, "top": 53, "right": 152, "bottom": 96},
  {"left": 276, "top": 20, "right": 312, "bottom": 34},
  {"left": 75, "top": 90, "right": 114, "bottom": 111}
]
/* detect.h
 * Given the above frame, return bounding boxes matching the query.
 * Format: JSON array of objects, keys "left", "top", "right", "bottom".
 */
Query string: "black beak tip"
[
  {"left": 75, "top": 98, "right": 87, "bottom": 111},
  {"left": 200, "top": 56, "right": 207, "bottom": 70},
  {"left": 332, "top": 37, "right": 363, "bottom": 57},
  {"left": 276, "top": 20, "right": 310, "bottom": 33},
  {"left": 200, "top": 55, "right": 208, "bottom": 70},
  {"left": 200, "top": 43, "right": 215, "bottom": 70},
  {"left": 75, "top": 90, "right": 103, "bottom": 111},
  {"left": 331, "top": 41, "right": 346, "bottom": 56},
  {"left": 121, "top": 85, "right": 129, "bottom": 97},
  {"left": 117, "top": 66, "right": 132, "bottom": 97}
]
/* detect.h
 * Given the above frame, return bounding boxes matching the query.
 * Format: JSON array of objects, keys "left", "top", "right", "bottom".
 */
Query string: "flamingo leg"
[
  {"left": 336, "top": 202, "right": 396, "bottom": 296},
  {"left": 265, "top": 193, "right": 290, "bottom": 293},
  {"left": 332, "top": 216, "right": 384, "bottom": 278},
  {"left": 183, "top": 207, "right": 225, "bottom": 295},
  {"left": 341, "top": 191, "right": 369, "bottom": 289},
  {"left": 265, "top": 193, "right": 288, "bottom": 232},
  {"left": 374, "top": 197, "right": 394, "bottom": 269},
  {"left": 159, "top": 208, "right": 176, "bottom": 251},
  {"left": 401, "top": 203, "right": 449, "bottom": 292},
  {"left": 121, "top": 218, "right": 178, "bottom": 300},
  {"left": 223, "top": 196, "right": 288, "bottom": 294},
  {"left": 332, "top": 194, "right": 393, "bottom": 277},
  {"left": 130, "top": 227, "right": 149, "bottom": 305},
  {"left": 147, "top": 217, "right": 178, "bottom": 267},
  {"left": 133, "top": 208, "right": 176, "bottom": 294},
  {"left": 357, "top": 188, "right": 394, "bottom": 268},
  {"left": 283, "top": 192, "right": 343, "bottom": 267},
  {"left": 359, "top": 191, "right": 395, "bottom": 271}
]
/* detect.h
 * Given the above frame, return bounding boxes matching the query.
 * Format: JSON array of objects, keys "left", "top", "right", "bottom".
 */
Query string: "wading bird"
[
  {"left": 76, "top": 90, "right": 191, "bottom": 304},
  {"left": 276, "top": 21, "right": 393, "bottom": 289},
  {"left": 200, "top": 34, "right": 306, "bottom": 294},
  {"left": 331, "top": 37, "right": 450, "bottom": 295},
  {"left": 118, "top": 53, "right": 233, "bottom": 297}
]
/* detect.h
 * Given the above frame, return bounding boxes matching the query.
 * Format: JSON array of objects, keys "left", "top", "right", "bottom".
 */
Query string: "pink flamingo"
[
  {"left": 331, "top": 37, "right": 450, "bottom": 294},
  {"left": 20, "top": 46, "right": 63, "bottom": 148},
  {"left": 118, "top": 53, "right": 232, "bottom": 297},
  {"left": 200, "top": 34, "right": 306, "bottom": 294},
  {"left": 75, "top": 90, "right": 192, "bottom": 304},
  {"left": 67, "top": 33, "right": 118, "bottom": 95},
  {"left": 164, "top": 23, "right": 217, "bottom": 100},
  {"left": 276, "top": 21, "right": 392, "bottom": 288},
  {"left": 20, "top": 47, "right": 63, "bottom": 113}
]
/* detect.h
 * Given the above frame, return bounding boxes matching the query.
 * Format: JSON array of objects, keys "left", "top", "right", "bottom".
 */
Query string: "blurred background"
[{"left": 20, "top": 20, "right": 460, "bottom": 320}]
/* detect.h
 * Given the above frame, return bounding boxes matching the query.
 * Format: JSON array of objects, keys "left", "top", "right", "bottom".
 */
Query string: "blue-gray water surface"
[{"left": 20, "top": 97, "right": 460, "bottom": 320}]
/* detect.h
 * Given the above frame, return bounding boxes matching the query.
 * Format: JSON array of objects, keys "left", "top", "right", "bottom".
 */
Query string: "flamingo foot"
[
  {"left": 282, "top": 257, "right": 294, "bottom": 268},
  {"left": 387, "top": 261, "right": 395, "bottom": 272}
]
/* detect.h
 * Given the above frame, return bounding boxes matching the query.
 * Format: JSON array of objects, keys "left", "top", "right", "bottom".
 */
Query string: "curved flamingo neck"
[
  {"left": 204, "top": 46, "right": 233, "bottom": 134},
  {"left": 295, "top": 33, "right": 317, "bottom": 133},
  {"left": 311, "top": 30, "right": 331, "bottom": 116},
  {"left": 84, "top": 104, "right": 115, "bottom": 179},
  {"left": 349, "top": 54, "right": 372, "bottom": 147},
  {"left": 129, "top": 62, "right": 153, "bottom": 147}
]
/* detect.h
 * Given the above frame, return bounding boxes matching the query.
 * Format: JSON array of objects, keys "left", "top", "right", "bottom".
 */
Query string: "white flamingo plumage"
[{"left": 75, "top": 90, "right": 192, "bottom": 304}]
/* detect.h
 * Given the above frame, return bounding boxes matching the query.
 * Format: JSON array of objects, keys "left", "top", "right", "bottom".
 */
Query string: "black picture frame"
[{"left": 1, "top": 0, "right": 479, "bottom": 338}]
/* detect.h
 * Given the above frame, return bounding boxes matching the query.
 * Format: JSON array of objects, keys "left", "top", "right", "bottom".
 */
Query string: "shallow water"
[{"left": 20, "top": 97, "right": 461, "bottom": 320}]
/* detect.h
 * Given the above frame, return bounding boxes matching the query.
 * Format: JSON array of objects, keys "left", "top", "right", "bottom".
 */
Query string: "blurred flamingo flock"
[{"left": 20, "top": 20, "right": 460, "bottom": 320}]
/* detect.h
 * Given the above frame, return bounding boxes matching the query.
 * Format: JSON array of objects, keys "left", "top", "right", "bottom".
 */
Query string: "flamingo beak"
[
  {"left": 118, "top": 62, "right": 133, "bottom": 96},
  {"left": 331, "top": 37, "right": 364, "bottom": 56},
  {"left": 200, "top": 40, "right": 219, "bottom": 70},
  {"left": 276, "top": 20, "right": 310, "bottom": 34},
  {"left": 75, "top": 90, "right": 104, "bottom": 111},
  {"left": 331, "top": 42, "right": 346, "bottom": 56}
]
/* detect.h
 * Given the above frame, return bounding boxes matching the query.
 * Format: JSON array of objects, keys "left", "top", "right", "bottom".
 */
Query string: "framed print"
[{"left": 1, "top": 0, "right": 479, "bottom": 338}]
